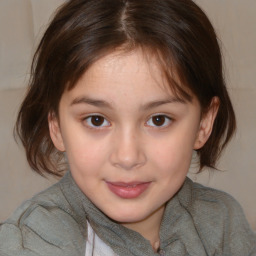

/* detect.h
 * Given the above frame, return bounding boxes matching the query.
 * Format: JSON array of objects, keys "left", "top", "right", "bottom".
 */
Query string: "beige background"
[{"left": 0, "top": 0, "right": 255, "bottom": 230}]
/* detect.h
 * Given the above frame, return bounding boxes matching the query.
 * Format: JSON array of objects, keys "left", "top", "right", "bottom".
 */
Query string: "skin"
[{"left": 49, "top": 49, "right": 218, "bottom": 251}]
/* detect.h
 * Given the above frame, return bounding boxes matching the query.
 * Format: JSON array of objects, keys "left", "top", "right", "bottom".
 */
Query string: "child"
[{"left": 0, "top": 0, "right": 255, "bottom": 255}]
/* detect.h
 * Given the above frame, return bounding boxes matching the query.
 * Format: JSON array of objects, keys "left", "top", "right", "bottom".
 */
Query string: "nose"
[{"left": 110, "top": 129, "right": 146, "bottom": 170}]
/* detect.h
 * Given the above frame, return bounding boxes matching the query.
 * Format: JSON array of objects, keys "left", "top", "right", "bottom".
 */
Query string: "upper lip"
[{"left": 106, "top": 181, "right": 150, "bottom": 187}]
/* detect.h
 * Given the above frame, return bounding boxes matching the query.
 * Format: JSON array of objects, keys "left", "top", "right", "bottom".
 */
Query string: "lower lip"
[{"left": 106, "top": 182, "right": 151, "bottom": 199}]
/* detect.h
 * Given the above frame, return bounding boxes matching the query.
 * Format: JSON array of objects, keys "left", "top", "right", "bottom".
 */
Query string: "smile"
[{"left": 106, "top": 181, "right": 151, "bottom": 199}]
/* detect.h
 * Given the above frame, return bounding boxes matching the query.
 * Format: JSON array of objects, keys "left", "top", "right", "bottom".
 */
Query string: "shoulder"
[
  {"left": 182, "top": 178, "right": 256, "bottom": 255},
  {"left": 0, "top": 180, "right": 85, "bottom": 256},
  {"left": 191, "top": 180, "right": 245, "bottom": 217}
]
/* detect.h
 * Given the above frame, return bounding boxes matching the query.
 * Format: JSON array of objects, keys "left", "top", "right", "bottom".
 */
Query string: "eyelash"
[
  {"left": 146, "top": 114, "right": 172, "bottom": 128},
  {"left": 83, "top": 115, "right": 111, "bottom": 129},
  {"left": 82, "top": 114, "right": 173, "bottom": 129}
]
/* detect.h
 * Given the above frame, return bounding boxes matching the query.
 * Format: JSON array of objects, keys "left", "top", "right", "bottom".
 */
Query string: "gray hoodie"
[{"left": 0, "top": 171, "right": 255, "bottom": 256}]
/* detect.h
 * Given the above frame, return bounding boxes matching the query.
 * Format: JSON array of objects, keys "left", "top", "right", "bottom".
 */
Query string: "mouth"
[{"left": 106, "top": 181, "right": 151, "bottom": 199}]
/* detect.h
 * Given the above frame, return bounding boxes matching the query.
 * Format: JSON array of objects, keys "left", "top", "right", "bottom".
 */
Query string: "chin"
[{"left": 106, "top": 208, "right": 149, "bottom": 224}]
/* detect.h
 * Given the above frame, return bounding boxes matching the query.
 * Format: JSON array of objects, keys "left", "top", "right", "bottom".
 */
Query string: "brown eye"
[
  {"left": 146, "top": 115, "right": 172, "bottom": 127},
  {"left": 85, "top": 115, "right": 110, "bottom": 127},
  {"left": 152, "top": 116, "right": 166, "bottom": 126},
  {"left": 91, "top": 116, "right": 104, "bottom": 126}
]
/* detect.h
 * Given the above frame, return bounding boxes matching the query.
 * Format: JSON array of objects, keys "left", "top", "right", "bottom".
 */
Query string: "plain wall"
[{"left": 0, "top": 0, "right": 255, "bottom": 230}]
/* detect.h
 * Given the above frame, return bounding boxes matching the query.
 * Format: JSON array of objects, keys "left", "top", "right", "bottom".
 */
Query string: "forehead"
[
  {"left": 67, "top": 48, "right": 192, "bottom": 101},
  {"left": 60, "top": 49, "right": 200, "bottom": 116},
  {"left": 59, "top": 48, "right": 201, "bottom": 117},
  {"left": 85, "top": 50, "right": 162, "bottom": 87},
  {"left": 64, "top": 51, "right": 158, "bottom": 103}
]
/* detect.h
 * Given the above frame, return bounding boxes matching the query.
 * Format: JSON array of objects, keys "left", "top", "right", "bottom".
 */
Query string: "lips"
[{"left": 106, "top": 181, "right": 151, "bottom": 199}]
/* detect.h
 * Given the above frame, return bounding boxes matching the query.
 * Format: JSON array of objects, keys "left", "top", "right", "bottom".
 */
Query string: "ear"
[
  {"left": 48, "top": 112, "right": 66, "bottom": 152},
  {"left": 194, "top": 97, "right": 219, "bottom": 150}
]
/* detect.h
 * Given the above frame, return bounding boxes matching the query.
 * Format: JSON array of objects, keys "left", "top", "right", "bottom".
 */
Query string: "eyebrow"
[
  {"left": 70, "top": 96, "right": 186, "bottom": 110},
  {"left": 141, "top": 98, "right": 186, "bottom": 111},
  {"left": 70, "top": 96, "right": 113, "bottom": 109}
]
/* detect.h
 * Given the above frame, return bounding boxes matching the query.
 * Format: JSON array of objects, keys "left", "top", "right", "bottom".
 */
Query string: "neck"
[{"left": 121, "top": 204, "right": 165, "bottom": 252}]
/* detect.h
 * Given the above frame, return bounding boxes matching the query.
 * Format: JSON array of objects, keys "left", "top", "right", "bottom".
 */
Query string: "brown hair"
[{"left": 15, "top": 0, "right": 236, "bottom": 177}]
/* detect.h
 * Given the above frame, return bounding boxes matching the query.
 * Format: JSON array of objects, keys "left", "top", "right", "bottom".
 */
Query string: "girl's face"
[{"left": 49, "top": 49, "right": 216, "bottom": 232}]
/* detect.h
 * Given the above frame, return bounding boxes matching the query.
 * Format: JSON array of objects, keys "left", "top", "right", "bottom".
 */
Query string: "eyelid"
[
  {"left": 145, "top": 114, "right": 173, "bottom": 128},
  {"left": 83, "top": 114, "right": 111, "bottom": 129}
]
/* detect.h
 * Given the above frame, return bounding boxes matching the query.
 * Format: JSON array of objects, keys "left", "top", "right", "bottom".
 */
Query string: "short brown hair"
[{"left": 16, "top": 0, "right": 236, "bottom": 177}]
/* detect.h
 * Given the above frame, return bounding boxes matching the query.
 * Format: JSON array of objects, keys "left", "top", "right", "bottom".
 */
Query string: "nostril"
[{"left": 110, "top": 146, "right": 146, "bottom": 170}]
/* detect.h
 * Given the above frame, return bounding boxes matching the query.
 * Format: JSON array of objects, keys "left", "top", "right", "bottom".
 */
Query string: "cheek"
[
  {"left": 150, "top": 132, "right": 196, "bottom": 174},
  {"left": 63, "top": 133, "right": 108, "bottom": 174}
]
